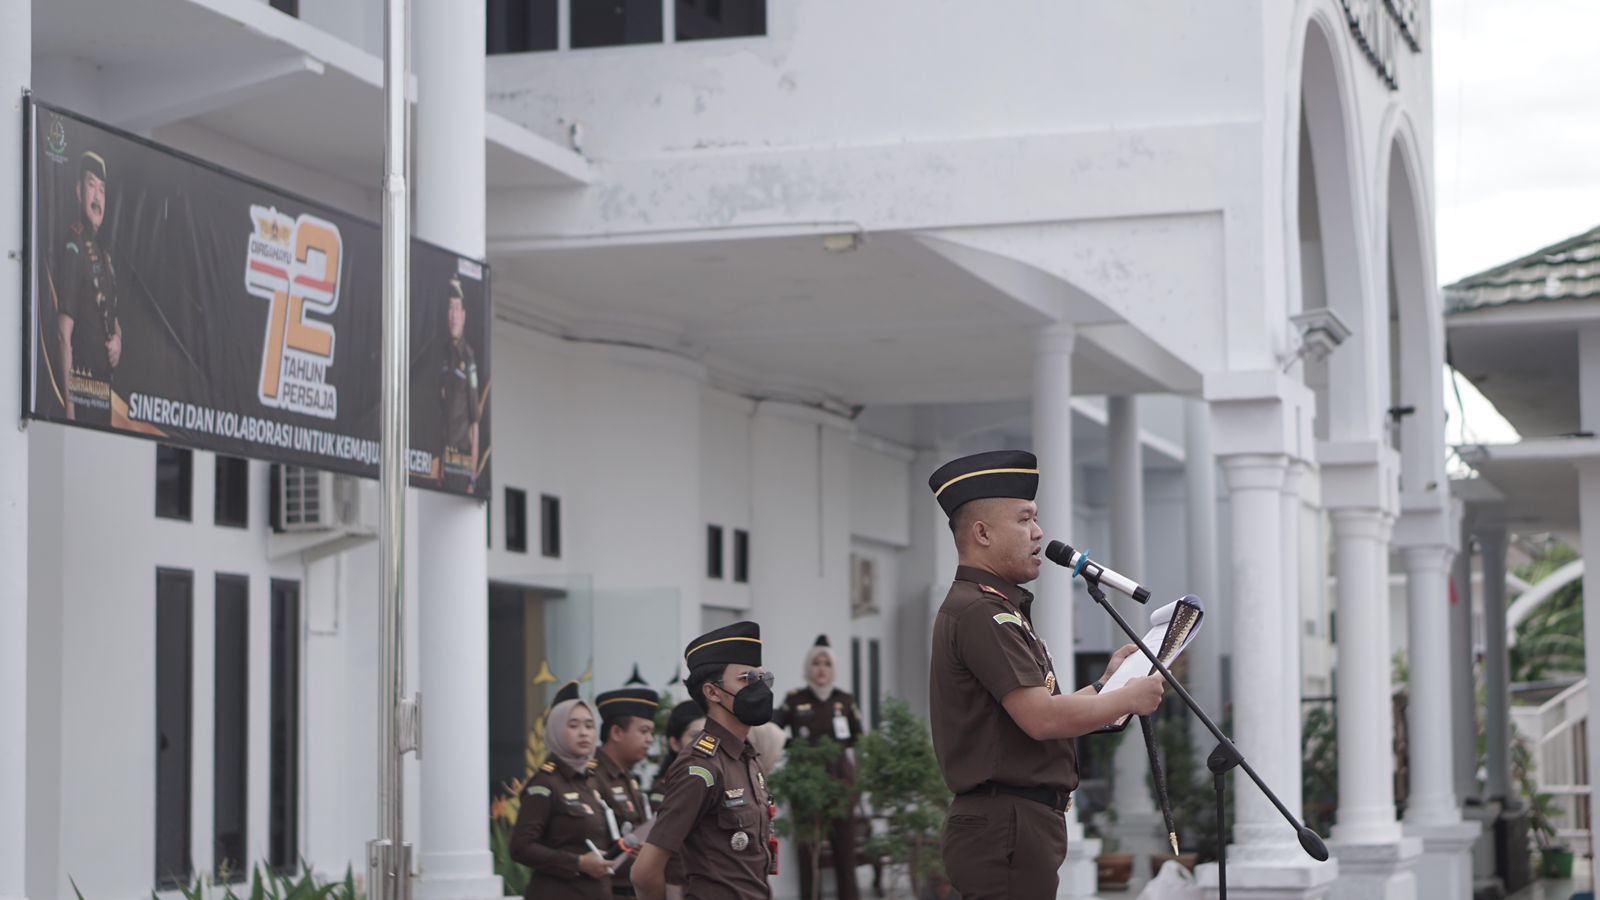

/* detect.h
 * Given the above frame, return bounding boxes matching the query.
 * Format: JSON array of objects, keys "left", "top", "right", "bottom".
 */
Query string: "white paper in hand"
[{"left": 1097, "top": 595, "right": 1205, "bottom": 730}]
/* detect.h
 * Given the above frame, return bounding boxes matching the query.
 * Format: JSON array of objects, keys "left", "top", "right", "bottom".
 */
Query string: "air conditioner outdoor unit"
[{"left": 276, "top": 464, "right": 336, "bottom": 532}]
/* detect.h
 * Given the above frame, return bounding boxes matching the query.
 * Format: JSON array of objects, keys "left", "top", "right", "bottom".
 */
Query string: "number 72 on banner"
[{"left": 243, "top": 206, "right": 343, "bottom": 420}]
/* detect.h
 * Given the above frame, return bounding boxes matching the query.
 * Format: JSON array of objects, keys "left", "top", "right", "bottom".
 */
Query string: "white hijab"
[
  {"left": 544, "top": 698, "right": 596, "bottom": 775},
  {"left": 805, "top": 644, "right": 837, "bottom": 702}
]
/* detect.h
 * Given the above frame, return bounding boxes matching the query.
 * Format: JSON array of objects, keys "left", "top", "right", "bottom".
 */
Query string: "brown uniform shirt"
[
  {"left": 773, "top": 686, "right": 863, "bottom": 782},
  {"left": 592, "top": 750, "right": 651, "bottom": 890},
  {"left": 929, "top": 565, "right": 1078, "bottom": 796},
  {"left": 509, "top": 760, "right": 614, "bottom": 900},
  {"left": 645, "top": 718, "right": 773, "bottom": 900}
]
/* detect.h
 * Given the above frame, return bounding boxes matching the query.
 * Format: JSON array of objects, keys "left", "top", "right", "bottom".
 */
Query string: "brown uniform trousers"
[{"left": 941, "top": 792, "right": 1067, "bottom": 900}]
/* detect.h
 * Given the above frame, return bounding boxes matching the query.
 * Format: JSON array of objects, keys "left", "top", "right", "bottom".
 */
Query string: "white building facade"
[{"left": 1, "top": 1, "right": 1467, "bottom": 899}]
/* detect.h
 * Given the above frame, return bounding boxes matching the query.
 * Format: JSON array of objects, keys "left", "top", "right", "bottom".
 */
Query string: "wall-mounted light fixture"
[{"left": 1283, "top": 308, "right": 1353, "bottom": 371}]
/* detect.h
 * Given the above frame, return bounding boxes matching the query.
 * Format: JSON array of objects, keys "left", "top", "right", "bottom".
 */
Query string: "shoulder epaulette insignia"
[
  {"left": 540, "top": 761, "right": 557, "bottom": 773},
  {"left": 525, "top": 784, "right": 551, "bottom": 798},
  {"left": 649, "top": 791, "right": 665, "bottom": 804},
  {"left": 686, "top": 765, "right": 715, "bottom": 788},
  {"left": 978, "top": 583, "right": 1010, "bottom": 601},
  {"left": 693, "top": 734, "right": 720, "bottom": 756},
  {"left": 586, "top": 759, "right": 599, "bottom": 772},
  {"left": 992, "top": 611, "right": 1023, "bottom": 628}
]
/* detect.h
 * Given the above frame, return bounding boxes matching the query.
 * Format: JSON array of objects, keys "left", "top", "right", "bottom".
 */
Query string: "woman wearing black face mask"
[{"left": 630, "top": 621, "right": 778, "bottom": 900}]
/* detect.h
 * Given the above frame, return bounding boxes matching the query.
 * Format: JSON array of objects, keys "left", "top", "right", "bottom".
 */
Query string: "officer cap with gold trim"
[
  {"left": 551, "top": 679, "right": 581, "bottom": 705},
  {"left": 684, "top": 621, "right": 762, "bottom": 669},
  {"left": 80, "top": 151, "right": 106, "bottom": 183},
  {"left": 928, "top": 450, "right": 1039, "bottom": 517},
  {"left": 596, "top": 687, "right": 659, "bottom": 723}
]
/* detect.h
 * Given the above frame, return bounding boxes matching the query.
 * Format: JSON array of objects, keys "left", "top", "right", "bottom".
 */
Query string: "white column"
[
  {"left": 1330, "top": 508, "right": 1401, "bottom": 844},
  {"left": 1449, "top": 522, "right": 1477, "bottom": 805},
  {"left": 1219, "top": 454, "right": 1289, "bottom": 853},
  {"left": 1107, "top": 398, "right": 1161, "bottom": 893},
  {"left": 1031, "top": 324, "right": 1100, "bottom": 899},
  {"left": 1107, "top": 397, "right": 1156, "bottom": 815},
  {"left": 1401, "top": 544, "right": 1460, "bottom": 826},
  {"left": 1280, "top": 462, "right": 1306, "bottom": 822},
  {"left": 1478, "top": 526, "right": 1511, "bottom": 805},
  {"left": 1183, "top": 400, "right": 1222, "bottom": 720},
  {"left": 1577, "top": 327, "right": 1600, "bottom": 840},
  {"left": 1, "top": 0, "right": 31, "bottom": 896},
  {"left": 1579, "top": 464, "right": 1600, "bottom": 845},
  {"left": 414, "top": 0, "right": 498, "bottom": 894}
]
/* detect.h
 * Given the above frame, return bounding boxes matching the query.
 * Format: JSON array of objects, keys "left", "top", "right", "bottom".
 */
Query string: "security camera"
[{"left": 1284, "top": 308, "right": 1353, "bottom": 370}]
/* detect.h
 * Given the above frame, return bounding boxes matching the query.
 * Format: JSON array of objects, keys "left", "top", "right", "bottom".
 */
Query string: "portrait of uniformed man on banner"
[
  {"left": 53, "top": 149, "right": 122, "bottom": 426},
  {"left": 438, "top": 274, "right": 482, "bottom": 493}
]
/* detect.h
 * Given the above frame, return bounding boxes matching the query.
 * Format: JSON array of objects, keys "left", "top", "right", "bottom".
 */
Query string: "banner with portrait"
[{"left": 24, "top": 99, "right": 491, "bottom": 498}]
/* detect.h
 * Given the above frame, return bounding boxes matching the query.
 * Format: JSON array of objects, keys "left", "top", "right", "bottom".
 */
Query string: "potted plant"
[
  {"left": 769, "top": 739, "right": 854, "bottom": 900},
  {"left": 856, "top": 697, "right": 953, "bottom": 900}
]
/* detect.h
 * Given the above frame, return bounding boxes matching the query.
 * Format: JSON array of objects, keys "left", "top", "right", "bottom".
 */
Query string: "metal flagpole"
[{"left": 370, "top": 0, "right": 419, "bottom": 897}]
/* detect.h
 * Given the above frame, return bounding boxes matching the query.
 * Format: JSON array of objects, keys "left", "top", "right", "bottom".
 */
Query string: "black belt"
[{"left": 961, "top": 782, "right": 1071, "bottom": 812}]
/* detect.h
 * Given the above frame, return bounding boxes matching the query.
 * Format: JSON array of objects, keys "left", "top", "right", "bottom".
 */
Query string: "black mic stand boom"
[{"left": 1080, "top": 575, "right": 1328, "bottom": 900}]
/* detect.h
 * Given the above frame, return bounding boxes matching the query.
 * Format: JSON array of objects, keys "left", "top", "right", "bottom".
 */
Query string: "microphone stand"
[{"left": 1081, "top": 576, "right": 1327, "bottom": 899}]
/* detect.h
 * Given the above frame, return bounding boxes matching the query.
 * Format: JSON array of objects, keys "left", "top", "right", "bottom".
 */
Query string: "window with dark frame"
[
  {"left": 851, "top": 637, "right": 863, "bottom": 707},
  {"left": 676, "top": 0, "right": 765, "bottom": 40},
  {"left": 540, "top": 494, "right": 562, "bottom": 558},
  {"left": 214, "top": 455, "right": 250, "bottom": 528},
  {"left": 706, "top": 525, "right": 724, "bottom": 579},
  {"left": 572, "top": 0, "right": 663, "bottom": 48},
  {"left": 505, "top": 488, "right": 528, "bottom": 553},
  {"left": 487, "top": 499, "right": 493, "bottom": 549},
  {"left": 732, "top": 528, "right": 749, "bottom": 583},
  {"left": 213, "top": 574, "right": 249, "bottom": 880},
  {"left": 487, "top": 0, "right": 558, "bottom": 54},
  {"left": 868, "top": 638, "right": 882, "bottom": 729},
  {"left": 268, "top": 579, "right": 301, "bottom": 872},
  {"left": 156, "top": 445, "right": 193, "bottom": 521},
  {"left": 155, "top": 568, "right": 194, "bottom": 887}
]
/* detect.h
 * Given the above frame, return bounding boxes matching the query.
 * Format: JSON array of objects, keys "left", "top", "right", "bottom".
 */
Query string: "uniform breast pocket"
[{"left": 716, "top": 806, "right": 763, "bottom": 853}]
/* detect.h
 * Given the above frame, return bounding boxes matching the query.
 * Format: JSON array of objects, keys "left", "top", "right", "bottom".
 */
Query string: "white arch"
[
  {"left": 1375, "top": 113, "right": 1448, "bottom": 496},
  {"left": 1287, "top": 7, "right": 1383, "bottom": 443},
  {"left": 1506, "top": 559, "right": 1585, "bottom": 646}
]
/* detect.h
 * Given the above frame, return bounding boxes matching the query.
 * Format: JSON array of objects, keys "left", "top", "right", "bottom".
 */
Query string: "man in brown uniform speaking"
[{"left": 927, "top": 450, "right": 1165, "bottom": 900}]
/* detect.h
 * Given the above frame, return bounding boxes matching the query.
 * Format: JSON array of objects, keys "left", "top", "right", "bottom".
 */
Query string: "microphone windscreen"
[{"left": 1045, "top": 541, "right": 1075, "bottom": 567}]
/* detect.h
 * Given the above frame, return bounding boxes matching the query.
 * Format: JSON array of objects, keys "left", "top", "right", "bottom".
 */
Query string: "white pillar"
[
  {"left": 1031, "top": 324, "right": 1100, "bottom": 899},
  {"left": 414, "top": 0, "right": 499, "bottom": 894},
  {"left": 1107, "top": 397, "right": 1161, "bottom": 892},
  {"left": 1580, "top": 465, "right": 1600, "bottom": 848},
  {"left": 1183, "top": 400, "right": 1222, "bottom": 721},
  {"left": 1219, "top": 454, "right": 1290, "bottom": 854},
  {"left": 1280, "top": 462, "right": 1306, "bottom": 823},
  {"left": 1577, "top": 327, "right": 1600, "bottom": 842},
  {"left": 1478, "top": 526, "right": 1511, "bottom": 805},
  {"left": 1107, "top": 397, "right": 1155, "bottom": 817},
  {"left": 1401, "top": 536, "right": 1478, "bottom": 900},
  {"left": 1449, "top": 521, "right": 1477, "bottom": 805},
  {"left": 1329, "top": 508, "right": 1401, "bottom": 844},
  {"left": 1401, "top": 544, "right": 1459, "bottom": 826},
  {"left": 1, "top": 1, "right": 31, "bottom": 896}
]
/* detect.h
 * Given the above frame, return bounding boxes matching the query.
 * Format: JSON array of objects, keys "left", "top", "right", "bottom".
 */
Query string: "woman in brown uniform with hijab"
[
  {"left": 511, "top": 681, "right": 617, "bottom": 899},
  {"left": 773, "top": 635, "right": 862, "bottom": 900}
]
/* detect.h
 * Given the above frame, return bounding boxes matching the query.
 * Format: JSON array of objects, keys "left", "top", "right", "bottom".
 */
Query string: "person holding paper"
[
  {"left": 509, "top": 680, "right": 615, "bottom": 899},
  {"left": 925, "top": 450, "right": 1165, "bottom": 900}
]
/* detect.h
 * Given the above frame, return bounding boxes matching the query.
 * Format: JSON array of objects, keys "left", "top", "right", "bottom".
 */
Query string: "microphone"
[{"left": 1045, "top": 541, "right": 1152, "bottom": 604}]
